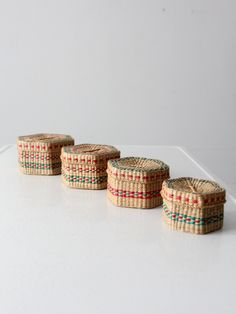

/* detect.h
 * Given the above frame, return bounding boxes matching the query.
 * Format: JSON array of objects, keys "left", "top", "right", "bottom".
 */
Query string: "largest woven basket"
[
  {"left": 17, "top": 133, "right": 74, "bottom": 175},
  {"left": 107, "top": 157, "right": 170, "bottom": 209},
  {"left": 161, "top": 177, "right": 226, "bottom": 234},
  {"left": 61, "top": 144, "right": 120, "bottom": 189}
]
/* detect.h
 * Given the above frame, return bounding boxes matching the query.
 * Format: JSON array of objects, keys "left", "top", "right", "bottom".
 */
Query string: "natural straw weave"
[
  {"left": 61, "top": 144, "right": 120, "bottom": 189},
  {"left": 161, "top": 177, "right": 226, "bottom": 234},
  {"left": 107, "top": 157, "right": 170, "bottom": 209},
  {"left": 17, "top": 133, "right": 74, "bottom": 175}
]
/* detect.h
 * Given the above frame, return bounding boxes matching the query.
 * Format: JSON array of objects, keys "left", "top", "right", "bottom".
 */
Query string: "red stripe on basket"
[
  {"left": 108, "top": 184, "right": 161, "bottom": 200},
  {"left": 108, "top": 171, "right": 168, "bottom": 181},
  {"left": 163, "top": 190, "right": 225, "bottom": 206}
]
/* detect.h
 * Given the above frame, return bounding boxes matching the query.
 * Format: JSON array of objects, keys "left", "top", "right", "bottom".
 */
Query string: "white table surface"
[{"left": 0, "top": 145, "right": 235, "bottom": 314}]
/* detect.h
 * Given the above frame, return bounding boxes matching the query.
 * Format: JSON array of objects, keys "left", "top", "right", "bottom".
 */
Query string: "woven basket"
[
  {"left": 107, "top": 157, "right": 170, "bottom": 209},
  {"left": 61, "top": 144, "right": 120, "bottom": 189},
  {"left": 17, "top": 133, "right": 74, "bottom": 175},
  {"left": 161, "top": 177, "right": 226, "bottom": 234}
]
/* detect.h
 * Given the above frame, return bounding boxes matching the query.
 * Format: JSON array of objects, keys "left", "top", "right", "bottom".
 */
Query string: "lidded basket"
[
  {"left": 161, "top": 177, "right": 226, "bottom": 234},
  {"left": 107, "top": 157, "right": 170, "bottom": 209},
  {"left": 17, "top": 133, "right": 74, "bottom": 175},
  {"left": 61, "top": 144, "right": 120, "bottom": 189}
]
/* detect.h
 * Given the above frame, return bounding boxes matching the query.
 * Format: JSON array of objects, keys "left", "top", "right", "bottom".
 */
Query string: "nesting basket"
[
  {"left": 17, "top": 133, "right": 74, "bottom": 175},
  {"left": 61, "top": 144, "right": 120, "bottom": 189},
  {"left": 107, "top": 157, "right": 170, "bottom": 209},
  {"left": 161, "top": 177, "right": 226, "bottom": 234}
]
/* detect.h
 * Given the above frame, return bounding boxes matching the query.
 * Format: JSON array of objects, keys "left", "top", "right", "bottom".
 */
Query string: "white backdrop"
[{"left": 0, "top": 0, "right": 235, "bottom": 147}]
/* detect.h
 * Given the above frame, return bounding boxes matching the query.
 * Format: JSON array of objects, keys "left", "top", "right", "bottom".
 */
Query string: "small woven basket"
[
  {"left": 107, "top": 157, "right": 170, "bottom": 209},
  {"left": 17, "top": 133, "right": 74, "bottom": 175},
  {"left": 61, "top": 144, "right": 120, "bottom": 190},
  {"left": 161, "top": 177, "right": 226, "bottom": 234}
]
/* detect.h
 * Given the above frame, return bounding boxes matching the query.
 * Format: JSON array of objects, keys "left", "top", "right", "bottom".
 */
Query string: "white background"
[
  {"left": 0, "top": 0, "right": 235, "bottom": 189},
  {"left": 0, "top": 0, "right": 235, "bottom": 147}
]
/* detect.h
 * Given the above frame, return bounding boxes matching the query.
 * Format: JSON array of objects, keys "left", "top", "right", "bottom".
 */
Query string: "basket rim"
[
  {"left": 163, "top": 177, "right": 225, "bottom": 196},
  {"left": 62, "top": 144, "right": 120, "bottom": 157},
  {"left": 18, "top": 133, "right": 74, "bottom": 144},
  {"left": 108, "top": 157, "right": 169, "bottom": 173}
]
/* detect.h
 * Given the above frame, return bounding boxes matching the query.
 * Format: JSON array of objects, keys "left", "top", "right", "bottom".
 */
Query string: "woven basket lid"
[
  {"left": 61, "top": 144, "right": 120, "bottom": 165},
  {"left": 161, "top": 177, "right": 226, "bottom": 207},
  {"left": 17, "top": 133, "right": 74, "bottom": 151},
  {"left": 107, "top": 157, "right": 169, "bottom": 183}
]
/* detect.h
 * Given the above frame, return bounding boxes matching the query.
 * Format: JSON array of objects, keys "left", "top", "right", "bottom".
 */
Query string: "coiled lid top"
[
  {"left": 107, "top": 157, "right": 170, "bottom": 183},
  {"left": 61, "top": 144, "right": 120, "bottom": 164},
  {"left": 17, "top": 133, "right": 74, "bottom": 151},
  {"left": 161, "top": 177, "right": 226, "bottom": 207}
]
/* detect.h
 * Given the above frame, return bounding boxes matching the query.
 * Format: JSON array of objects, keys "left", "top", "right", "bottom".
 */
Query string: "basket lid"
[
  {"left": 61, "top": 144, "right": 120, "bottom": 165},
  {"left": 107, "top": 157, "right": 169, "bottom": 183},
  {"left": 17, "top": 133, "right": 74, "bottom": 151},
  {"left": 161, "top": 177, "right": 226, "bottom": 207}
]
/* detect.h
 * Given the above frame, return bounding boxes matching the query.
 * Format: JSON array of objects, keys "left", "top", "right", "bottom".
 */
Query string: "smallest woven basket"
[
  {"left": 61, "top": 144, "right": 120, "bottom": 189},
  {"left": 161, "top": 177, "right": 226, "bottom": 234},
  {"left": 17, "top": 133, "right": 74, "bottom": 175},
  {"left": 107, "top": 157, "right": 170, "bottom": 209}
]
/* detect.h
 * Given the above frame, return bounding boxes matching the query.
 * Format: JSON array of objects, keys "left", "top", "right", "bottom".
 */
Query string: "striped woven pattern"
[
  {"left": 107, "top": 157, "right": 170, "bottom": 209},
  {"left": 17, "top": 133, "right": 74, "bottom": 175},
  {"left": 161, "top": 177, "right": 226, "bottom": 234},
  {"left": 61, "top": 144, "right": 120, "bottom": 189}
]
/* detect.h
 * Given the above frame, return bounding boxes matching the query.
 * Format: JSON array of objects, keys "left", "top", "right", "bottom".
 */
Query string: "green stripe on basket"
[
  {"left": 163, "top": 202, "right": 223, "bottom": 226},
  {"left": 63, "top": 174, "right": 107, "bottom": 184},
  {"left": 19, "top": 161, "right": 61, "bottom": 169}
]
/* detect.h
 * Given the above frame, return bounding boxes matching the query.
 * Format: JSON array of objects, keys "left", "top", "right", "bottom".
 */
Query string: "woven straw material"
[
  {"left": 17, "top": 133, "right": 74, "bottom": 175},
  {"left": 107, "top": 157, "right": 170, "bottom": 209},
  {"left": 61, "top": 144, "right": 120, "bottom": 190},
  {"left": 161, "top": 177, "right": 226, "bottom": 234}
]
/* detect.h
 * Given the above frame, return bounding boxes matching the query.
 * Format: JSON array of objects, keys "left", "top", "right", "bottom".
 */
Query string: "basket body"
[
  {"left": 107, "top": 157, "right": 170, "bottom": 209},
  {"left": 61, "top": 144, "right": 120, "bottom": 189},
  {"left": 161, "top": 177, "right": 226, "bottom": 234},
  {"left": 17, "top": 134, "right": 74, "bottom": 175}
]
